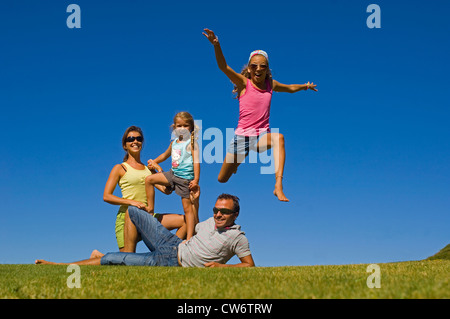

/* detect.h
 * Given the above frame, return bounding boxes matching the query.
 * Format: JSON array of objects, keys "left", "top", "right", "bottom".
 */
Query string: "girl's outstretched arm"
[
  {"left": 203, "top": 28, "right": 247, "bottom": 89},
  {"left": 273, "top": 80, "right": 318, "bottom": 93}
]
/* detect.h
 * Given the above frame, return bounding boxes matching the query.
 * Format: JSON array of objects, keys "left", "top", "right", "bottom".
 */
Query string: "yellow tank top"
[{"left": 118, "top": 162, "right": 152, "bottom": 213}]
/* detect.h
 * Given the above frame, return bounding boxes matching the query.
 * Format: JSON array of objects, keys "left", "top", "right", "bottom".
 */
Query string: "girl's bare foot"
[
  {"left": 274, "top": 188, "right": 289, "bottom": 202},
  {"left": 274, "top": 176, "right": 289, "bottom": 202}
]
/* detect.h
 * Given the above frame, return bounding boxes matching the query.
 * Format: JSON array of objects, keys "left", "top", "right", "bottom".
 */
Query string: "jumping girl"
[
  {"left": 145, "top": 112, "right": 200, "bottom": 240},
  {"left": 203, "top": 28, "right": 318, "bottom": 202}
]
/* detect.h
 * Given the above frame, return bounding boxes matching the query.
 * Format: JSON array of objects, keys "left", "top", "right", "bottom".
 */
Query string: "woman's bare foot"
[{"left": 90, "top": 249, "right": 104, "bottom": 259}]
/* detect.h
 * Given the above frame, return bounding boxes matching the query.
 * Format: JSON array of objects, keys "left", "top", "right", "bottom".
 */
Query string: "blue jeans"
[{"left": 101, "top": 207, "right": 183, "bottom": 266}]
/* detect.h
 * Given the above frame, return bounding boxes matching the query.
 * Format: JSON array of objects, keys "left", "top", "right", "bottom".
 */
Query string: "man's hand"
[
  {"left": 189, "top": 180, "right": 199, "bottom": 191},
  {"left": 205, "top": 255, "right": 255, "bottom": 268},
  {"left": 204, "top": 262, "right": 224, "bottom": 268},
  {"left": 189, "top": 184, "right": 200, "bottom": 203}
]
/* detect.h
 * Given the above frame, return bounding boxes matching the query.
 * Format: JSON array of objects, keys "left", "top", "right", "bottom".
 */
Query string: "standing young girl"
[
  {"left": 103, "top": 126, "right": 186, "bottom": 251},
  {"left": 145, "top": 112, "right": 200, "bottom": 240},
  {"left": 203, "top": 28, "right": 318, "bottom": 202}
]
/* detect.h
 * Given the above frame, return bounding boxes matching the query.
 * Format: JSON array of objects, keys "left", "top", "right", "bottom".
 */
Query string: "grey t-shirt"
[{"left": 178, "top": 217, "right": 251, "bottom": 267}]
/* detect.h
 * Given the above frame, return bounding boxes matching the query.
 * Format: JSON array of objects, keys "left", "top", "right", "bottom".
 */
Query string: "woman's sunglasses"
[
  {"left": 126, "top": 136, "right": 143, "bottom": 143},
  {"left": 249, "top": 63, "right": 268, "bottom": 70},
  {"left": 213, "top": 207, "right": 235, "bottom": 215}
]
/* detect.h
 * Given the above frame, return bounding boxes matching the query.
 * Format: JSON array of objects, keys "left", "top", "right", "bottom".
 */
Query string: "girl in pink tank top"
[
  {"left": 235, "top": 77, "right": 272, "bottom": 137},
  {"left": 203, "top": 29, "right": 318, "bottom": 202}
]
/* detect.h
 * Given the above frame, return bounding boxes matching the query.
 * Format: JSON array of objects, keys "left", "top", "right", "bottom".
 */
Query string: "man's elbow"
[{"left": 244, "top": 257, "right": 255, "bottom": 267}]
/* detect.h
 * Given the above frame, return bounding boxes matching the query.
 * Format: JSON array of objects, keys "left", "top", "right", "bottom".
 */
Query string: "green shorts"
[{"left": 115, "top": 212, "right": 126, "bottom": 249}]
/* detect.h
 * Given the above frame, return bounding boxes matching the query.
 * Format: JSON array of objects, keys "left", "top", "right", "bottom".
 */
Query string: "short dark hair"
[{"left": 216, "top": 193, "right": 240, "bottom": 214}]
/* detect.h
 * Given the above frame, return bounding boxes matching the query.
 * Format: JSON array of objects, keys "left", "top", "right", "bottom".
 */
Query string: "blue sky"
[{"left": 1, "top": 0, "right": 449, "bottom": 266}]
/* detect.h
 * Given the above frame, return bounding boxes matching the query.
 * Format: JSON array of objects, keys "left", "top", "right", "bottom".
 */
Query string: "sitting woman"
[{"left": 103, "top": 125, "right": 186, "bottom": 251}]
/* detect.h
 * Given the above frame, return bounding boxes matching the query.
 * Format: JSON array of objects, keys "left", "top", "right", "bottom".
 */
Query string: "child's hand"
[
  {"left": 306, "top": 82, "right": 318, "bottom": 92},
  {"left": 147, "top": 159, "right": 162, "bottom": 173},
  {"left": 203, "top": 28, "right": 219, "bottom": 46}
]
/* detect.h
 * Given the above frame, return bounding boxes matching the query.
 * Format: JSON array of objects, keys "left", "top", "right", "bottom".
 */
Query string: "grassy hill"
[
  {"left": 426, "top": 244, "right": 450, "bottom": 261},
  {"left": 1, "top": 260, "right": 449, "bottom": 299}
]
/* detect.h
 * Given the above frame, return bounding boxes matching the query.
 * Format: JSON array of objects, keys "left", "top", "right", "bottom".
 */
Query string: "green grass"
[
  {"left": 1, "top": 260, "right": 448, "bottom": 298},
  {"left": 427, "top": 244, "right": 450, "bottom": 261}
]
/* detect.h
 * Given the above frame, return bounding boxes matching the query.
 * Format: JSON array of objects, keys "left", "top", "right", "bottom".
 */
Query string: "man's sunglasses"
[
  {"left": 249, "top": 63, "right": 268, "bottom": 70},
  {"left": 213, "top": 207, "right": 235, "bottom": 215},
  {"left": 126, "top": 136, "right": 143, "bottom": 143}
]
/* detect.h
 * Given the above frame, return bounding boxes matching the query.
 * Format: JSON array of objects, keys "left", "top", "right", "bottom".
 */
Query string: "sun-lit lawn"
[{"left": 1, "top": 260, "right": 448, "bottom": 299}]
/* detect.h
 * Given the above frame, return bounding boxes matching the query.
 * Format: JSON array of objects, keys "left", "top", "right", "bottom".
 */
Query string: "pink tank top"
[{"left": 235, "top": 78, "right": 272, "bottom": 136}]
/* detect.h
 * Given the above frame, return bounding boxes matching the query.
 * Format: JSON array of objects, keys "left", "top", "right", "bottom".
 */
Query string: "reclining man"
[{"left": 36, "top": 188, "right": 255, "bottom": 268}]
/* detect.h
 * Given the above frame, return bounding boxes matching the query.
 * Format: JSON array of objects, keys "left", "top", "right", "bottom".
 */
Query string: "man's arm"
[{"left": 204, "top": 254, "right": 255, "bottom": 268}]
